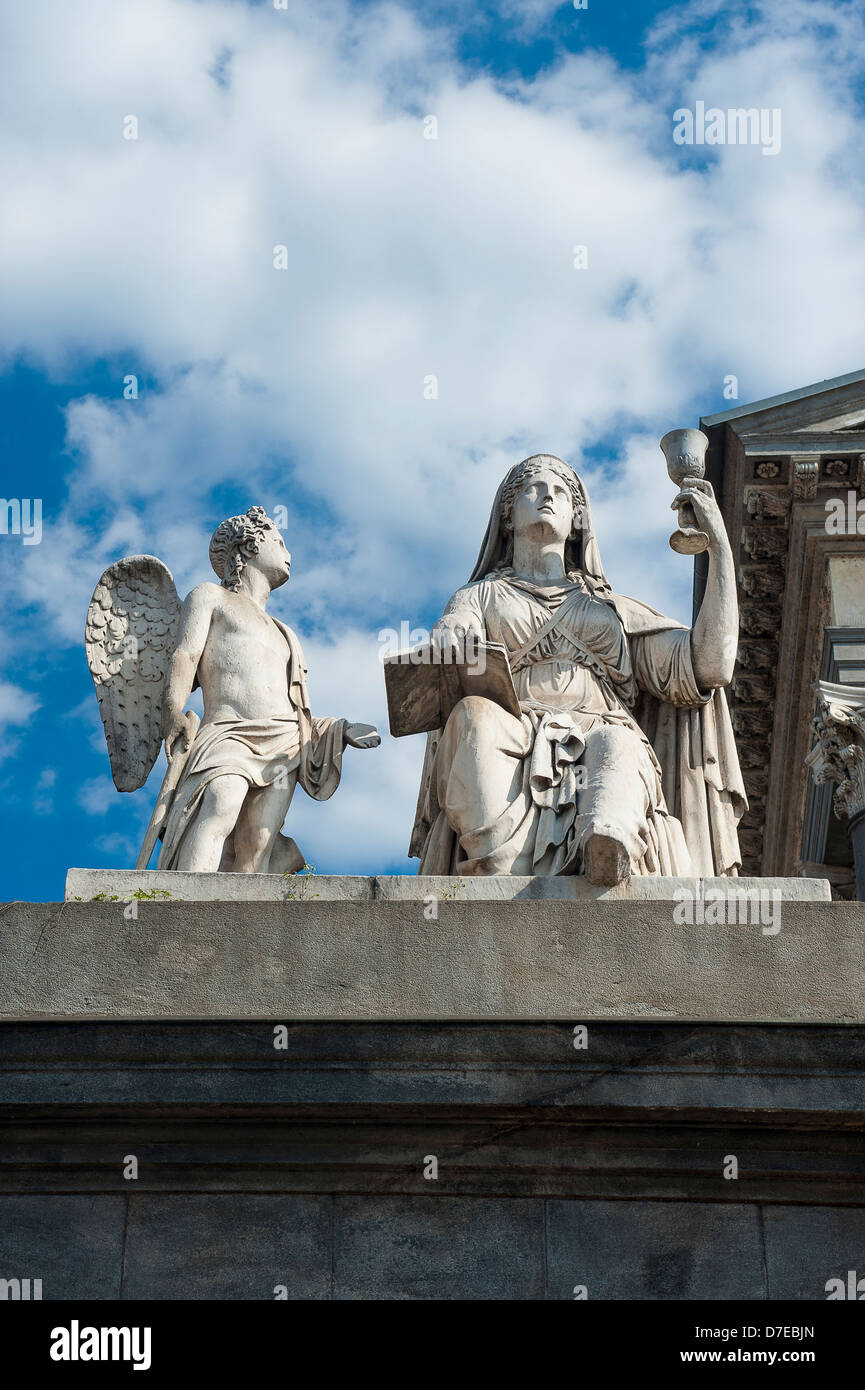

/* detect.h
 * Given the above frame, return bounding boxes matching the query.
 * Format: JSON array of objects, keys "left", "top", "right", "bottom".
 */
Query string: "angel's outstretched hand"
[{"left": 345, "top": 721, "right": 381, "bottom": 750}]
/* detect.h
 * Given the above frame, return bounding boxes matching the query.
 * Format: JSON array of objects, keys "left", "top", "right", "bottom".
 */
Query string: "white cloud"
[
  {"left": 483, "top": 0, "right": 570, "bottom": 32},
  {"left": 283, "top": 628, "right": 423, "bottom": 869},
  {"left": 0, "top": 680, "right": 40, "bottom": 762},
  {"left": 95, "top": 831, "right": 139, "bottom": 861},
  {"left": 33, "top": 765, "right": 57, "bottom": 814},
  {"left": 77, "top": 776, "right": 118, "bottom": 816},
  {"left": 0, "top": 680, "right": 39, "bottom": 725}
]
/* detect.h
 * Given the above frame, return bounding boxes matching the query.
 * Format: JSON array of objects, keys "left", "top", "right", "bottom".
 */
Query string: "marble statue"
[
  {"left": 408, "top": 453, "right": 746, "bottom": 884},
  {"left": 86, "top": 506, "right": 379, "bottom": 873}
]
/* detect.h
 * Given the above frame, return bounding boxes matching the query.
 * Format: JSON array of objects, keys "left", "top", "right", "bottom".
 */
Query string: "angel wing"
[{"left": 85, "top": 555, "right": 182, "bottom": 792}]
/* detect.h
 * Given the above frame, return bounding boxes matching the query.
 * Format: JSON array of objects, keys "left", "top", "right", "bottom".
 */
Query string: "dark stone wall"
[{"left": 1, "top": 1022, "right": 863, "bottom": 1300}]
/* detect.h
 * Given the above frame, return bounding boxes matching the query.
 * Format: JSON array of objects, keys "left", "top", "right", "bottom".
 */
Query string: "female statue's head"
[
  {"left": 471, "top": 453, "right": 609, "bottom": 591},
  {"left": 500, "top": 455, "right": 586, "bottom": 546}
]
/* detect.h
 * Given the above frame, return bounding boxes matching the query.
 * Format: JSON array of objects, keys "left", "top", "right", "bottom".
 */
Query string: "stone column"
[{"left": 806, "top": 680, "right": 865, "bottom": 901}]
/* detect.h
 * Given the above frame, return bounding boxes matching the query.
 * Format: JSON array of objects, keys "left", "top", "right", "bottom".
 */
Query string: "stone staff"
[{"left": 135, "top": 711, "right": 200, "bottom": 869}]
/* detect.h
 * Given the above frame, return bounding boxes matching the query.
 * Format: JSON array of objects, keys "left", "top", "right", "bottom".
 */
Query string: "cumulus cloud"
[
  {"left": 78, "top": 776, "right": 121, "bottom": 816},
  {"left": 0, "top": 680, "right": 38, "bottom": 724},
  {"left": 0, "top": 679, "right": 40, "bottom": 763},
  {"left": 284, "top": 628, "right": 424, "bottom": 869},
  {"left": 33, "top": 767, "right": 57, "bottom": 814},
  {"left": 95, "top": 831, "right": 139, "bottom": 861},
  {"left": 1, "top": 0, "right": 864, "bottom": 866}
]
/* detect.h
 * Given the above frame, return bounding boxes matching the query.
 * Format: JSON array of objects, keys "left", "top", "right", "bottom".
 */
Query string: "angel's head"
[{"left": 209, "top": 506, "right": 292, "bottom": 593}]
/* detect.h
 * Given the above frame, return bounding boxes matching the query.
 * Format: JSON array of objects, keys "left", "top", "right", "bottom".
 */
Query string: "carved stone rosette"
[{"left": 805, "top": 681, "right": 865, "bottom": 823}]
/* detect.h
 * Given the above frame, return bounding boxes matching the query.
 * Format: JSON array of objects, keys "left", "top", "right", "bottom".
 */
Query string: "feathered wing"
[{"left": 85, "top": 555, "right": 182, "bottom": 792}]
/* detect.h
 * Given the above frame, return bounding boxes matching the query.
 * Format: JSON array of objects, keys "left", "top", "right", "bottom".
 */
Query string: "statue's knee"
[
  {"left": 589, "top": 723, "right": 632, "bottom": 753},
  {"left": 449, "top": 695, "right": 498, "bottom": 737},
  {"left": 204, "top": 776, "right": 246, "bottom": 826}
]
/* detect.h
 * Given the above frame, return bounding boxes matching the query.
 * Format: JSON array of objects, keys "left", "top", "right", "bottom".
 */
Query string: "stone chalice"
[{"left": 660, "top": 427, "right": 711, "bottom": 555}]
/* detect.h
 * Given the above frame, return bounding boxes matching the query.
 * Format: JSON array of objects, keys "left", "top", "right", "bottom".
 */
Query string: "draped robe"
[{"left": 410, "top": 567, "right": 746, "bottom": 878}]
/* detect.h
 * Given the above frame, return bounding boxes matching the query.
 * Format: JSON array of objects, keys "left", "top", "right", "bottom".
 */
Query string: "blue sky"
[{"left": 1, "top": 0, "right": 865, "bottom": 900}]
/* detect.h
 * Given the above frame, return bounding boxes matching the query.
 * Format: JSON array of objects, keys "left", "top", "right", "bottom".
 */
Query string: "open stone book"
[{"left": 383, "top": 640, "right": 521, "bottom": 738}]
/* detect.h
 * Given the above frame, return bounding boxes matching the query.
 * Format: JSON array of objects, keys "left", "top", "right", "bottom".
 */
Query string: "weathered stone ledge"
[
  {"left": 64, "top": 867, "right": 832, "bottom": 903},
  {"left": 1, "top": 892, "right": 862, "bottom": 1023}
]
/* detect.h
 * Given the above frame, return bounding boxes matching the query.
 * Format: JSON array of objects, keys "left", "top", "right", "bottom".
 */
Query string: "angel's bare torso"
[{"left": 182, "top": 583, "right": 295, "bottom": 723}]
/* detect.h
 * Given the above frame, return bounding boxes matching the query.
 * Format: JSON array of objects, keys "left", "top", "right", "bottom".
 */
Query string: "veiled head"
[
  {"left": 500, "top": 455, "right": 586, "bottom": 545},
  {"left": 471, "top": 453, "right": 609, "bottom": 591}
]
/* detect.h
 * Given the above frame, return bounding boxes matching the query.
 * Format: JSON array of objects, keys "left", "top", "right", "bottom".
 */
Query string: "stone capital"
[{"left": 805, "top": 680, "right": 865, "bottom": 822}]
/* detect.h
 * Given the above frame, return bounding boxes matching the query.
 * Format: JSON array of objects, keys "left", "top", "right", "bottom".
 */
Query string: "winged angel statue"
[{"left": 86, "top": 506, "right": 379, "bottom": 873}]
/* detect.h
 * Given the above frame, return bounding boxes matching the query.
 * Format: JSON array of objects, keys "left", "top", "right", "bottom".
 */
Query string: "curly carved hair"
[
  {"left": 499, "top": 455, "right": 586, "bottom": 536},
  {"left": 209, "top": 505, "right": 277, "bottom": 592}
]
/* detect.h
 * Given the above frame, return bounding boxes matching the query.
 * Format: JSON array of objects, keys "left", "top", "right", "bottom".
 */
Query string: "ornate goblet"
[{"left": 660, "top": 427, "right": 710, "bottom": 555}]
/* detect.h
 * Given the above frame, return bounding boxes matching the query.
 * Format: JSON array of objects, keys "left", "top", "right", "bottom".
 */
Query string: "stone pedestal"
[
  {"left": 1, "top": 1018, "right": 864, "bottom": 1299},
  {"left": 4, "top": 875, "right": 854, "bottom": 1024},
  {"left": 2, "top": 882, "right": 864, "bottom": 1299}
]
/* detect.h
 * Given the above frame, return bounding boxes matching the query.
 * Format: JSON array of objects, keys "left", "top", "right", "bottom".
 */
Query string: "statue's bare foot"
[{"left": 583, "top": 830, "right": 631, "bottom": 887}]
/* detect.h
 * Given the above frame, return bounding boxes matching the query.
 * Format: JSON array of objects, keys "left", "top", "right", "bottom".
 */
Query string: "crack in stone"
[{"left": 28, "top": 904, "right": 66, "bottom": 960}]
